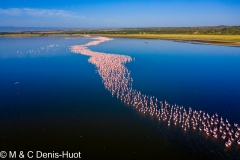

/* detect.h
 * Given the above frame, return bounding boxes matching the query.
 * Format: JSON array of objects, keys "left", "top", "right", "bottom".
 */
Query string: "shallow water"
[{"left": 0, "top": 37, "right": 240, "bottom": 159}]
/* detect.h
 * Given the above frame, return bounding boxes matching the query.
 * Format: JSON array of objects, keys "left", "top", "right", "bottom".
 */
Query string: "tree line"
[{"left": 1, "top": 26, "right": 240, "bottom": 35}]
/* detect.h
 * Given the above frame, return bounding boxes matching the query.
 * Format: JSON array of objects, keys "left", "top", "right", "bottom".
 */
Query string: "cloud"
[
  {"left": 0, "top": 8, "right": 22, "bottom": 16},
  {"left": 0, "top": 8, "right": 84, "bottom": 18}
]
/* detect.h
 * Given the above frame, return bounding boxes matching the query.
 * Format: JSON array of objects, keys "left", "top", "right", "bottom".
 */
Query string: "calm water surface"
[{"left": 0, "top": 37, "right": 240, "bottom": 159}]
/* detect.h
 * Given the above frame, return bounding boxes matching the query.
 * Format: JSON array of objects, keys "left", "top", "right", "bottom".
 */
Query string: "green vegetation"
[
  {"left": 67, "top": 25, "right": 240, "bottom": 35},
  {"left": 1, "top": 26, "right": 240, "bottom": 47}
]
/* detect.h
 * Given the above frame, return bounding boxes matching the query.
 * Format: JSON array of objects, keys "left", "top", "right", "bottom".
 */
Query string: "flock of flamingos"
[{"left": 71, "top": 36, "right": 240, "bottom": 149}]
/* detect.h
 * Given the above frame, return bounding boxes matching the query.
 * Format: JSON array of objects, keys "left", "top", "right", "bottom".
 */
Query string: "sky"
[{"left": 0, "top": 0, "right": 240, "bottom": 28}]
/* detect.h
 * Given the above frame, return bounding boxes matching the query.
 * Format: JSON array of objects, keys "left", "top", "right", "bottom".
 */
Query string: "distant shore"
[
  {"left": 1, "top": 33, "right": 240, "bottom": 47},
  {"left": 93, "top": 34, "right": 240, "bottom": 47}
]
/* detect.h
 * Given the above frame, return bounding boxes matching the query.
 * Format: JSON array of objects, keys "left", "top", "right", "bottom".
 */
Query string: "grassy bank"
[
  {"left": 93, "top": 34, "right": 240, "bottom": 40},
  {"left": 90, "top": 34, "right": 240, "bottom": 47},
  {"left": 1, "top": 33, "right": 240, "bottom": 47}
]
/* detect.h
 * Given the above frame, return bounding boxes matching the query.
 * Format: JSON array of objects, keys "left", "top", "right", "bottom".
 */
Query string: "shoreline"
[
  {"left": 93, "top": 34, "right": 240, "bottom": 47},
  {"left": 1, "top": 33, "right": 240, "bottom": 47},
  {"left": 173, "top": 39, "right": 240, "bottom": 47}
]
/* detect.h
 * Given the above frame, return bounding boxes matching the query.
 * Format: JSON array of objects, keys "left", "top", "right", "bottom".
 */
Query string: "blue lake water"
[{"left": 0, "top": 37, "right": 240, "bottom": 159}]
